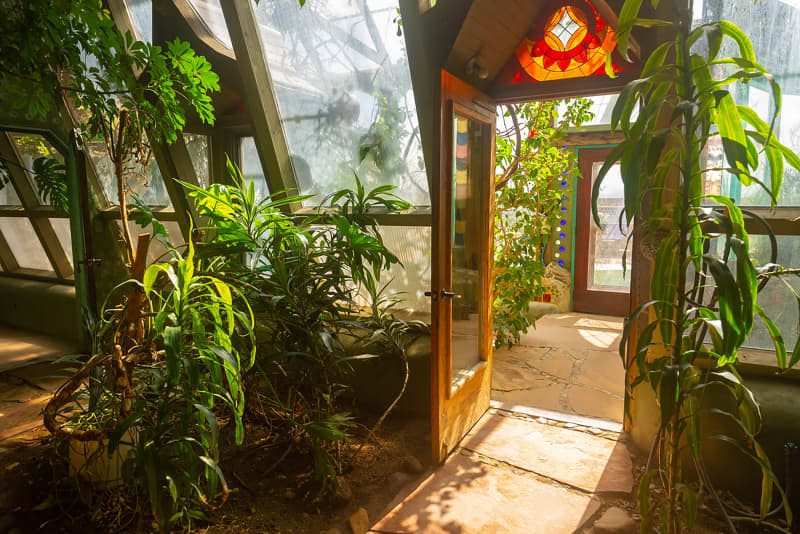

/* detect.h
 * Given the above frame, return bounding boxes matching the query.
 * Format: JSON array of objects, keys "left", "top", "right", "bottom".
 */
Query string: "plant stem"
[{"left": 667, "top": 5, "right": 695, "bottom": 532}]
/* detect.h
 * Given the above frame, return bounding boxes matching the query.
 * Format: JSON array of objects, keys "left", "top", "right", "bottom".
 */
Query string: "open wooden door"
[{"left": 430, "top": 71, "right": 496, "bottom": 464}]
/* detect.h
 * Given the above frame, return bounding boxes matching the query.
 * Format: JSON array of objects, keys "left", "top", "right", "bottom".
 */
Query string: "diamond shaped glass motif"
[{"left": 552, "top": 9, "right": 580, "bottom": 48}]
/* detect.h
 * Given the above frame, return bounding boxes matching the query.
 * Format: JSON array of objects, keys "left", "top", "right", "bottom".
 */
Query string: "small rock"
[
  {"left": 331, "top": 478, "right": 353, "bottom": 506},
  {"left": 348, "top": 507, "right": 369, "bottom": 534},
  {"left": 400, "top": 455, "right": 425, "bottom": 474},
  {"left": 537, "top": 417, "right": 548, "bottom": 424},
  {"left": 593, "top": 506, "right": 636, "bottom": 534}
]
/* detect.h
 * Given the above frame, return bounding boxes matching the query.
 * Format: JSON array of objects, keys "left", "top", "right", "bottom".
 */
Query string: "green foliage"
[
  {"left": 0, "top": 0, "right": 219, "bottom": 263},
  {"left": 32, "top": 156, "right": 69, "bottom": 213},
  {"left": 605, "top": 2, "right": 800, "bottom": 531},
  {"left": 493, "top": 100, "right": 593, "bottom": 348},
  {"left": 185, "top": 161, "right": 414, "bottom": 497},
  {"left": 129, "top": 240, "right": 255, "bottom": 530}
]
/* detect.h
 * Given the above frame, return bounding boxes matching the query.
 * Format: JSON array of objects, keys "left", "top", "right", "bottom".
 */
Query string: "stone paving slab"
[
  {"left": 461, "top": 413, "right": 633, "bottom": 494},
  {"left": 371, "top": 452, "right": 601, "bottom": 534}
]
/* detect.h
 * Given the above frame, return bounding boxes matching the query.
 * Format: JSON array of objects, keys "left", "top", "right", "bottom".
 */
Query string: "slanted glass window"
[
  {"left": 695, "top": 0, "right": 800, "bottom": 206},
  {"left": 9, "top": 133, "right": 63, "bottom": 207},
  {"left": 50, "top": 218, "right": 74, "bottom": 268},
  {"left": 125, "top": 0, "right": 153, "bottom": 44},
  {"left": 184, "top": 134, "right": 211, "bottom": 187},
  {"left": 558, "top": 94, "right": 625, "bottom": 128},
  {"left": 0, "top": 217, "right": 52, "bottom": 272},
  {"left": 187, "top": 0, "right": 233, "bottom": 50},
  {"left": 241, "top": 137, "right": 269, "bottom": 200},
  {"left": 252, "top": 0, "right": 429, "bottom": 207},
  {"left": 88, "top": 141, "right": 172, "bottom": 207},
  {"left": 0, "top": 160, "right": 21, "bottom": 205}
]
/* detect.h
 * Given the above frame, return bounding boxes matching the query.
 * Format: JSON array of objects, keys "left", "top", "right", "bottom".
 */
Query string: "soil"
[{"left": 0, "top": 414, "right": 430, "bottom": 533}]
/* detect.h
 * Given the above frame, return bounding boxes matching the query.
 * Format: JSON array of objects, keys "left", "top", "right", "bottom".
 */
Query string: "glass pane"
[
  {"left": 9, "top": 133, "right": 63, "bottom": 206},
  {"left": 126, "top": 0, "right": 153, "bottom": 43},
  {"left": 588, "top": 162, "right": 631, "bottom": 290},
  {"left": 745, "top": 235, "right": 800, "bottom": 351},
  {"left": 88, "top": 141, "right": 172, "bottom": 207},
  {"left": 0, "top": 160, "right": 21, "bottom": 205},
  {"left": 0, "top": 217, "right": 52, "bottom": 271},
  {"left": 187, "top": 0, "right": 233, "bottom": 49},
  {"left": 50, "top": 218, "right": 74, "bottom": 268},
  {"left": 253, "top": 0, "right": 429, "bottom": 207},
  {"left": 451, "top": 115, "right": 485, "bottom": 389},
  {"left": 241, "top": 137, "right": 270, "bottom": 200},
  {"left": 695, "top": 0, "right": 800, "bottom": 206},
  {"left": 184, "top": 134, "right": 210, "bottom": 187},
  {"left": 356, "top": 226, "right": 432, "bottom": 317}
]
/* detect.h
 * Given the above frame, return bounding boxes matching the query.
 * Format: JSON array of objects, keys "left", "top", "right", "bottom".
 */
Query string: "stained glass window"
[{"left": 513, "top": 2, "right": 621, "bottom": 84}]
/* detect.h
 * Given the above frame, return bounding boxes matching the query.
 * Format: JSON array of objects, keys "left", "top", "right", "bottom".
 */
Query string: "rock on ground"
[{"left": 592, "top": 506, "right": 636, "bottom": 534}]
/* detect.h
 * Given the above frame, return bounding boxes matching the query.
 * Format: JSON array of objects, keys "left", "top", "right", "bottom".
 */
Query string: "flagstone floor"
[
  {"left": 372, "top": 408, "right": 637, "bottom": 534},
  {"left": 492, "top": 313, "right": 626, "bottom": 423}
]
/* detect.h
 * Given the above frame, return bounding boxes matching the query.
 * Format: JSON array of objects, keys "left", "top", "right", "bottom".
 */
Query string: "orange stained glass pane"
[{"left": 516, "top": 2, "right": 620, "bottom": 83}]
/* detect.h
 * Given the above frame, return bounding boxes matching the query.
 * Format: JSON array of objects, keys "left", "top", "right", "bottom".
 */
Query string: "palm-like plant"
[{"left": 598, "top": 1, "right": 800, "bottom": 531}]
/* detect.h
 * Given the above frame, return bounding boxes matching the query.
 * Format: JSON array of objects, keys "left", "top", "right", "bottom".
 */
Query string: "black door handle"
[{"left": 441, "top": 289, "right": 462, "bottom": 299}]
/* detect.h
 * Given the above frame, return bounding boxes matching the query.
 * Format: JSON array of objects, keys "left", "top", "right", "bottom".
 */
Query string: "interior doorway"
[{"left": 489, "top": 100, "right": 630, "bottom": 426}]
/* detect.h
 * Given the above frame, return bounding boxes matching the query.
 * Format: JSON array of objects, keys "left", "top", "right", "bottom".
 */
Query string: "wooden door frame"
[
  {"left": 573, "top": 146, "right": 630, "bottom": 316},
  {"left": 431, "top": 70, "right": 495, "bottom": 464}
]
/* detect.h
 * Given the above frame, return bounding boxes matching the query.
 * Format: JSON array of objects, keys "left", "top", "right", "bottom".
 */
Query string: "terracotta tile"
[
  {"left": 372, "top": 453, "right": 601, "bottom": 534},
  {"left": 461, "top": 414, "right": 632, "bottom": 494}
]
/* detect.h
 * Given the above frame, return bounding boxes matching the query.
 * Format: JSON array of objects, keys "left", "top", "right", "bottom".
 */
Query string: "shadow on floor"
[{"left": 372, "top": 410, "right": 634, "bottom": 533}]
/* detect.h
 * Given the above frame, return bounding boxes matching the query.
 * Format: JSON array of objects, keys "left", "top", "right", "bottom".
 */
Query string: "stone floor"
[
  {"left": 0, "top": 326, "right": 80, "bottom": 443},
  {"left": 492, "top": 313, "right": 626, "bottom": 423},
  {"left": 372, "top": 408, "right": 637, "bottom": 534}
]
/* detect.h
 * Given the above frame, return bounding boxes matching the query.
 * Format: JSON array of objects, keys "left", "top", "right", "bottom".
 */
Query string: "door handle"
[
  {"left": 424, "top": 290, "right": 438, "bottom": 301},
  {"left": 441, "top": 289, "right": 462, "bottom": 299}
]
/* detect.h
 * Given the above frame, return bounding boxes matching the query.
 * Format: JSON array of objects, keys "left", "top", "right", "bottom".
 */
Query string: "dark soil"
[{"left": 0, "top": 414, "right": 430, "bottom": 533}]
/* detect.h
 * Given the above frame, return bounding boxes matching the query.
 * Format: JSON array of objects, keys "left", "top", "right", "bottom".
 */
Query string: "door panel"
[
  {"left": 574, "top": 147, "right": 631, "bottom": 316},
  {"left": 431, "top": 71, "right": 495, "bottom": 464}
]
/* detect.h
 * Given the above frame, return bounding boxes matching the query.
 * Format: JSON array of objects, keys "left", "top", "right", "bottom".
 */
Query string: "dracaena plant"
[{"left": 599, "top": 1, "right": 800, "bottom": 532}]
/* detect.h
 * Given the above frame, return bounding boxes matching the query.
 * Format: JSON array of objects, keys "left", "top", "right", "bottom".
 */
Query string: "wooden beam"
[
  {"left": 0, "top": 133, "right": 73, "bottom": 279},
  {"left": 0, "top": 228, "right": 19, "bottom": 272},
  {"left": 221, "top": 0, "right": 301, "bottom": 206}
]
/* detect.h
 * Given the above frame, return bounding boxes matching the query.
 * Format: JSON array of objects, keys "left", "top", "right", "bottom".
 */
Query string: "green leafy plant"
[
  {"left": 493, "top": 100, "right": 593, "bottom": 347},
  {"left": 184, "top": 161, "right": 413, "bottom": 497},
  {"left": 46, "top": 239, "right": 255, "bottom": 532},
  {"left": 0, "top": 1, "right": 219, "bottom": 269},
  {"left": 602, "top": 2, "right": 800, "bottom": 531}
]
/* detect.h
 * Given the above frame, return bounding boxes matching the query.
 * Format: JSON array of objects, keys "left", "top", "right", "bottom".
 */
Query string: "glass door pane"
[
  {"left": 450, "top": 114, "right": 485, "bottom": 390},
  {"left": 588, "top": 161, "right": 631, "bottom": 291}
]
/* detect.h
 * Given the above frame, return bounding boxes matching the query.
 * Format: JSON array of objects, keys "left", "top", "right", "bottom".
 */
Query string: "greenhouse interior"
[{"left": 0, "top": 0, "right": 798, "bottom": 532}]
